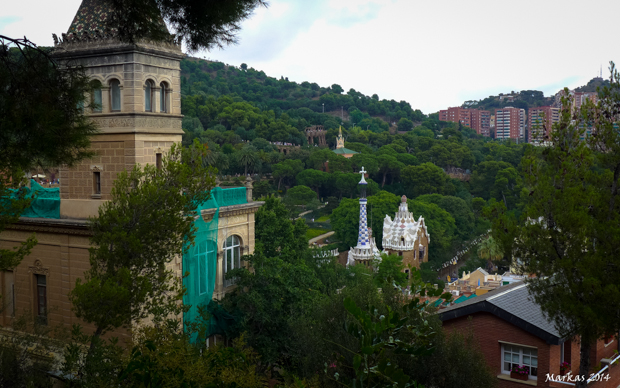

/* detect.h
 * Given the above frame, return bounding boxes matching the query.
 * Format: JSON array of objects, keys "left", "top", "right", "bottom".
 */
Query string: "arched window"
[
  {"left": 91, "top": 80, "right": 102, "bottom": 113},
  {"left": 93, "top": 88, "right": 102, "bottom": 113},
  {"left": 223, "top": 235, "right": 241, "bottom": 287},
  {"left": 160, "top": 82, "right": 167, "bottom": 113},
  {"left": 110, "top": 79, "right": 121, "bottom": 111},
  {"left": 145, "top": 80, "right": 153, "bottom": 112},
  {"left": 196, "top": 240, "right": 216, "bottom": 295}
]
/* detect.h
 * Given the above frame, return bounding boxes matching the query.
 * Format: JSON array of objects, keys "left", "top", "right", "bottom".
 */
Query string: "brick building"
[
  {"left": 528, "top": 106, "right": 560, "bottom": 143},
  {"left": 438, "top": 107, "right": 491, "bottom": 136},
  {"left": 440, "top": 282, "right": 620, "bottom": 387},
  {"left": 495, "top": 107, "right": 526, "bottom": 140}
]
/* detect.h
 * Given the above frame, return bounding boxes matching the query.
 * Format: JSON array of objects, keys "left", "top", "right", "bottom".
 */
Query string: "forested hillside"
[
  {"left": 463, "top": 90, "right": 554, "bottom": 112},
  {"left": 181, "top": 57, "right": 425, "bottom": 145},
  {"left": 180, "top": 56, "right": 527, "bottom": 272}
]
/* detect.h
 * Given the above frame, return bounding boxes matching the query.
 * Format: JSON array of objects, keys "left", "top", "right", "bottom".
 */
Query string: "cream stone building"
[
  {"left": 382, "top": 196, "right": 430, "bottom": 273},
  {"left": 0, "top": 0, "right": 261, "bottom": 338}
]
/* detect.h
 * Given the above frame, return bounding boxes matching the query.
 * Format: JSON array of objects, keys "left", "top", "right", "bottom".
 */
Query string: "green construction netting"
[
  {"left": 7, "top": 180, "right": 60, "bottom": 219},
  {"left": 182, "top": 187, "right": 247, "bottom": 341}
]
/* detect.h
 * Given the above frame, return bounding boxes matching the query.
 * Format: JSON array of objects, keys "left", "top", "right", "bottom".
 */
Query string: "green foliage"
[
  {"left": 272, "top": 159, "right": 304, "bottom": 189},
  {"left": 108, "top": 0, "right": 267, "bottom": 52},
  {"left": 489, "top": 71, "right": 620, "bottom": 386},
  {"left": 222, "top": 198, "right": 322, "bottom": 367},
  {"left": 284, "top": 185, "right": 316, "bottom": 206},
  {"left": 321, "top": 269, "right": 450, "bottom": 388},
  {"left": 375, "top": 254, "right": 408, "bottom": 288},
  {"left": 397, "top": 118, "right": 414, "bottom": 132},
  {"left": 119, "top": 329, "right": 265, "bottom": 388},
  {"left": 401, "top": 163, "right": 448, "bottom": 197},
  {"left": 70, "top": 143, "right": 215, "bottom": 340}
]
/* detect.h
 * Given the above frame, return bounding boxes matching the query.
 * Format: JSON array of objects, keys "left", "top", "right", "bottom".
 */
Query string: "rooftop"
[{"left": 439, "top": 281, "right": 564, "bottom": 345}]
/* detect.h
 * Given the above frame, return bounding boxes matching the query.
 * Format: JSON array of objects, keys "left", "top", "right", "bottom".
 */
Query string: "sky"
[{"left": 2, "top": 0, "right": 619, "bottom": 114}]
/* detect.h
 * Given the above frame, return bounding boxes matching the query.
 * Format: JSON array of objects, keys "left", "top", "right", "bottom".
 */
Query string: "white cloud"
[{"left": 4, "top": 0, "right": 619, "bottom": 113}]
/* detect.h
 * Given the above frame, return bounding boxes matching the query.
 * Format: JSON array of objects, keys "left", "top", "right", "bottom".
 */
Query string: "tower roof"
[
  {"left": 66, "top": 0, "right": 169, "bottom": 38},
  {"left": 67, "top": 0, "right": 115, "bottom": 37}
]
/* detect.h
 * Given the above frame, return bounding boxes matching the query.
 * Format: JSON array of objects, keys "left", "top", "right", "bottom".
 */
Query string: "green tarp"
[
  {"left": 8, "top": 180, "right": 60, "bottom": 219},
  {"left": 182, "top": 187, "right": 247, "bottom": 341}
]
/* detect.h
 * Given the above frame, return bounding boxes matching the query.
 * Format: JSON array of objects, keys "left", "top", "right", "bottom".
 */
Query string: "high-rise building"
[
  {"left": 528, "top": 106, "right": 560, "bottom": 143},
  {"left": 470, "top": 109, "right": 491, "bottom": 137},
  {"left": 438, "top": 107, "right": 491, "bottom": 136},
  {"left": 495, "top": 107, "right": 526, "bottom": 140}
]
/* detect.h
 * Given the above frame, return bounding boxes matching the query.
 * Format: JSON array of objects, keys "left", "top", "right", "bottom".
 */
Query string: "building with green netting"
[
  {"left": 0, "top": 0, "right": 264, "bottom": 342},
  {"left": 183, "top": 180, "right": 264, "bottom": 341}
]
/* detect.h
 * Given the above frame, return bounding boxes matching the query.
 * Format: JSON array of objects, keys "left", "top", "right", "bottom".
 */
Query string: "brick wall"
[{"left": 443, "top": 311, "right": 558, "bottom": 387}]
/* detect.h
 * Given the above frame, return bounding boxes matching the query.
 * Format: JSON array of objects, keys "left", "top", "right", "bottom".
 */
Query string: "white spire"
[{"left": 359, "top": 166, "right": 367, "bottom": 184}]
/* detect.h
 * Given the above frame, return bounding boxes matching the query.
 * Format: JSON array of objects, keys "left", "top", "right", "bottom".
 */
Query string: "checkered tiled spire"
[
  {"left": 346, "top": 167, "right": 381, "bottom": 266},
  {"left": 357, "top": 199, "right": 369, "bottom": 246},
  {"left": 356, "top": 167, "right": 369, "bottom": 247}
]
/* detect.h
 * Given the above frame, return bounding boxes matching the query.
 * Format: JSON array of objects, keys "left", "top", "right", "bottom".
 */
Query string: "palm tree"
[
  {"left": 477, "top": 236, "right": 503, "bottom": 270},
  {"left": 238, "top": 145, "right": 258, "bottom": 176}
]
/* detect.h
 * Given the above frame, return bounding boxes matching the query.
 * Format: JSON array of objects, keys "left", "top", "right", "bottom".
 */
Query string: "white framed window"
[
  {"left": 502, "top": 344, "right": 538, "bottom": 380},
  {"left": 196, "top": 240, "right": 215, "bottom": 295},
  {"left": 223, "top": 235, "right": 241, "bottom": 287}
]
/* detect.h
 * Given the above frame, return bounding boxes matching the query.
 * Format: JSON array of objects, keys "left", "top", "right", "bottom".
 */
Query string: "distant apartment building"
[
  {"left": 438, "top": 107, "right": 491, "bottom": 136},
  {"left": 528, "top": 106, "right": 559, "bottom": 143},
  {"left": 495, "top": 107, "right": 525, "bottom": 140},
  {"left": 554, "top": 90, "right": 598, "bottom": 111}
]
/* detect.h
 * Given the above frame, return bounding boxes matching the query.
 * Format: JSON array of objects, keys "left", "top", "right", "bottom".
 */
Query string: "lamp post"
[{"left": 322, "top": 103, "right": 324, "bottom": 113}]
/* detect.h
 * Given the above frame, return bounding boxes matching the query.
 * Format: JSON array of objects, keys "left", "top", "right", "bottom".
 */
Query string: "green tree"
[
  {"left": 272, "top": 159, "right": 304, "bottom": 190},
  {"left": 375, "top": 253, "right": 408, "bottom": 288},
  {"left": 376, "top": 154, "right": 405, "bottom": 188},
  {"left": 489, "top": 84, "right": 620, "bottom": 387},
  {"left": 70, "top": 143, "right": 215, "bottom": 348},
  {"left": 238, "top": 144, "right": 258, "bottom": 175},
  {"left": 331, "top": 84, "right": 344, "bottom": 94},
  {"left": 222, "top": 198, "right": 321, "bottom": 368},
  {"left": 296, "top": 169, "right": 327, "bottom": 198},
  {"left": 0, "top": 36, "right": 98, "bottom": 272},
  {"left": 107, "top": 0, "right": 267, "bottom": 52},
  {"left": 401, "top": 163, "right": 448, "bottom": 198},
  {"left": 397, "top": 117, "right": 414, "bottom": 132},
  {"left": 417, "top": 194, "right": 474, "bottom": 241},
  {"left": 284, "top": 185, "right": 316, "bottom": 206}
]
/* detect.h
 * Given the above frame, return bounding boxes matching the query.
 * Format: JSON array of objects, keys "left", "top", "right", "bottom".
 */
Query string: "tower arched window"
[
  {"left": 110, "top": 79, "right": 121, "bottom": 111},
  {"left": 145, "top": 80, "right": 154, "bottom": 112},
  {"left": 160, "top": 82, "right": 168, "bottom": 113},
  {"left": 223, "top": 235, "right": 241, "bottom": 287},
  {"left": 91, "top": 80, "right": 102, "bottom": 113}
]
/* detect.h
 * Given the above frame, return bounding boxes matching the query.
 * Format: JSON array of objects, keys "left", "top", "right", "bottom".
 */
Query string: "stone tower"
[
  {"left": 336, "top": 126, "right": 345, "bottom": 149},
  {"left": 52, "top": 0, "right": 185, "bottom": 219},
  {"left": 347, "top": 167, "right": 381, "bottom": 267}
]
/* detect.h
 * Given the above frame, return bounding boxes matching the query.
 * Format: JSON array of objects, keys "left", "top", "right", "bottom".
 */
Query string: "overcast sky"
[{"left": 2, "top": 0, "right": 618, "bottom": 113}]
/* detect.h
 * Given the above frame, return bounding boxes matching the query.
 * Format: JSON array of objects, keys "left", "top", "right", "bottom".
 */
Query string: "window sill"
[
  {"left": 497, "top": 374, "right": 537, "bottom": 386},
  {"left": 91, "top": 194, "right": 102, "bottom": 199}
]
